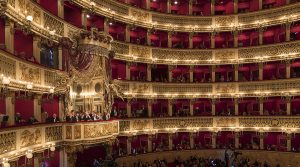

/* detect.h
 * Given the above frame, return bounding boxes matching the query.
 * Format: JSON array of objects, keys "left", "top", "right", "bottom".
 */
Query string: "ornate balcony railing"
[
  {"left": 3, "top": 0, "right": 300, "bottom": 66},
  {"left": 0, "top": 121, "right": 119, "bottom": 161},
  {"left": 119, "top": 116, "right": 300, "bottom": 134},
  {"left": 73, "top": 0, "right": 300, "bottom": 32},
  {"left": 114, "top": 79, "right": 300, "bottom": 98},
  {"left": 113, "top": 41, "right": 300, "bottom": 65},
  {"left": 0, "top": 49, "right": 64, "bottom": 93}
]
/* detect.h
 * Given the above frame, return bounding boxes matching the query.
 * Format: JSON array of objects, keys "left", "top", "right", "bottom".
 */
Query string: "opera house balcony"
[{"left": 0, "top": 0, "right": 300, "bottom": 166}]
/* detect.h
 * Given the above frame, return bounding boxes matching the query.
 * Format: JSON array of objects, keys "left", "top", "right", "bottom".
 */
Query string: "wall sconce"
[
  {"left": 2, "top": 158, "right": 10, "bottom": 167},
  {"left": 25, "top": 150, "right": 33, "bottom": 159}
]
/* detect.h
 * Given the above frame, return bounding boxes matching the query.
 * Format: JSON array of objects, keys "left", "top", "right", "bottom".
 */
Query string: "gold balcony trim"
[
  {"left": 73, "top": 0, "right": 300, "bottom": 32},
  {"left": 114, "top": 78, "right": 300, "bottom": 98},
  {"left": 4, "top": 1, "right": 300, "bottom": 66}
]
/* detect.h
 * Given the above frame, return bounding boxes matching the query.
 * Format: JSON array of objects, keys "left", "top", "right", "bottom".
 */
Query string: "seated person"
[
  {"left": 28, "top": 116, "right": 38, "bottom": 124},
  {"left": 47, "top": 114, "right": 60, "bottom": 123},
  {"left": 15, "top": 112, "right": 25, "bottom": 124}
]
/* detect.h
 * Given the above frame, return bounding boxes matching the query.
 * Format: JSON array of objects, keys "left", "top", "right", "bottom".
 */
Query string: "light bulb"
[
  {"left": 3, "top": 162, "right": 10, "bottom": 167},
  {"left": 49, "top": 88, "right": 54, "bottom": 93},
  {"left": 2, "top": 77, "right": 10, "bottom": 85},
  {"left": 26, "top": 152, "right": 33, "bottom": 159},
  {"left": 26, "top": 15, "right": 33, "bottom": 22},
  {"left": 50, "top": 146, "right": 55, "bottom": 152},
  {"left": 26, "top": 84, "right": 33, "bottom": 90}
]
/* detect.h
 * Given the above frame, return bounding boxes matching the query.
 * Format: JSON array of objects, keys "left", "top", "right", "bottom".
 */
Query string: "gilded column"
[
  {"left": 258, "top": 28, "right": 263, "bottom": 45},
  {"left": 127, "top": 136, "right": 133, "bottom": 155},
  {"left": 211, "top": 98, "right": 216, "bottom": 116},
  {"left": 235, "top": 132, "right": 240, "bottom": 149},
  {"left": 211, "top": 32, "right": 216, "bottom": 48},
  {"left": 168, "top": 99, "right": 173, "bottom": 117},
  {"left": 190, "top": 132, "right": 195, "bottom": 149},
  {"left": 259, "top": 97, "right": 264, "bottom": 115},
  {"left": 59, "top": 96, "right": 65, "bottom": 120},
  {"left": 168, "top": 31, "right": 172, "bottom": 48},
  {"left": 190, "top": 99, "right": 195, "bottom": 116},
  {"left": 58, "top": 0, "right": 64, "bottom": 18},
  {"left": 258, "top": 0, "right": 263, "bottom": 10},
  {"left": 234, "top": 98, "right": 239, "bottom": 116},
  {"left": 287, "top": 133, "right": 292, "bottom": 151},
  {"left": 211, "top": 0, "right": 215, "bottom": 15},
  {"left": 125, "top": 25, "right": 131, "bottom": 43},
  {"left": 234, "top": 0, "right": 238, "bottom": 14},
  {"left": 6, "top": 92, "right": 15, "bottom": 126},
  {"left": 168, "top": 65, "right": 174, "bottom": 82},
  {"left": 147, "top": 134, "right": 153, "bottom": 152},
  {"left": 58, "top": 46, "right": 63, "bottom": 70},
  {"left": 167, "top": 0, "right": 171, "bottom": 13},
  {"left": 33, "top": 95, "right": 42, "bottom": 122},
  {"left": 189, "top": 32, "right": 193, "bottom": 49},
  {"left": 127, "top": 100, "right": 132, "bottom": 118},
  {"left": 234, "top": 64, "right": 239, "bottom": 81},
  {"left": 146, "top": 0, "right": 151, "bottom": 10},
  {"left": 148, "top": 99, "right": 153, "bottom": 117},
  {"left": 147, "top": 29, "right": 152, "bottom": 46},
  {"left": 286, "top": 96, "right": 291, "bottom": 115},
  {"left": 259, "top": 132, "right": 264, "bottom": 150},
  {"left": 212, "top": 132, "right": 217, "bottom": 149},
  {"left": 286, "top": 60, "right": 291, "bottom": 79},
  {"left": 189, "top": 0, "right": 193, "bottom": 15},
  {"left": 81, "top": 10, "right": 87, "bottom": 28},
  {"left": 33, "top": 35, "right": 41, "bottom": 63},
  {"left": 233, "top": 30, "right": 239, "bottom": 48},
  {"left": 258, "top": 62, "right": 263, "bottom": 81},
  {"left": 189, "top": 65, "right": 194, "bottom": 82},
  {"left": 147, "top": 64, "right": 152, "bottom": 81},
  {"left": 104, "top": 18, "right": 110, "bottom": 34},
  {"left": 126, "top": 62, "right": 130, "bottom": 80},
  {"left": 168, "top": 133, "right": 173, "bottom": 150},
  {"left": 211, "top": 65, "right": 216, "bottom": 82},
  {"left": 286, "top": 22, "right": 291, "bottom": 42},
  {"left": 5, "top": 20, "right": 14, "bottom": 53}
]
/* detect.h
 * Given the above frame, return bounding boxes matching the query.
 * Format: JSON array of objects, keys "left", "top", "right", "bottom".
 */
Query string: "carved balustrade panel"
[
  {"left": 83, "top": 121, "right": 119, "bottom": 139},
  {"left": 238, "top": 41, "right": 300, "bottom": 60},
  {"left": 18, "top": 62, "right": 41, "bottom": 84},
  {"left": 45, "top": 126, "right": 62, "bottom": 142},
  {"left": 112, "top": 42, "right": 130, "bottom": 55},
  {"left": 152, "top": 49, "right": 212, "bottom": 63},
  {"left": 239, "top": 80, "right": 300, "bottom": 93},
  {"left": 0, "top": 53, "right": 16, "bottom": 79},
  {"left": 20, "top": 128, "right": 42, "bottom": 148},
  {"left": 152, "top": 14, "right": 212, "bottom": 28},
  {"left": 215, "top": 16, "right": 236, "bottom": 28},
  {"left": 214, "top": 117, "right": 237, "bottom": 127},
  {"left": 0, "top": 131, "right": 16, "bottom": 154},
  {"left": 239, "top": 117, "right": 300, "bottom": 128},
  {"left": 131, "top": 119, "right": 152, "bottom": 131},
  {"left": 238, "top": 3, "right": 300, "bottom": 26},
  {"left": 16, "top": 0, "right": 42, "bottom": 24},
  {"left": 153, "top": 117, "right": 213, "bottom": 129},
  {"left": 94, "top": 0, "right": 129, "bottom": 15},
  {"left": 44, "top": 70, "right": 58, "bottom": 87},
  {"left": 152, "top": 83, "right": 212, "bottom": 94},
  {"left": 119, "top": 120, "right": 130, "bottom": 132},
  {"left": 43, "top": 13, "right": 64, "bottom": 36},
  {"left": 130, "top": 9, "right": 150, "bottom": 22}
]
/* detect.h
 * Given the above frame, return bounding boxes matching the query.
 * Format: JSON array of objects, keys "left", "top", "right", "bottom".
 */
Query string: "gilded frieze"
[
  {"left": 19, "top": 63, "right": 41, "bottom": 84},
  {"left": 132, "top": 120, "right": 151, "bottom": 131},
  {"left": 215, "top": 84, "right": 236, "bottom": 94},
  {"left": 20, "top": 129, "right": 42, "bottom": 148},
  {"left": 131, "top": 83, "right": 150, "bottom": 93},
  {"left": 215, "top": 118, "right": 237, "bottom": 127},
  {"left": 84, "top": 122, "right": 118, "bottom": 138},
  {"left": 239, "top": 117, "right": 300, "bottom": 128},
  {"left": 215, "top": 16, "right": 235, "bottom": 27},
  {"left": 153, "top": 118, "right": 213, "bottom": 129},
  {"left": 214, "top": 50, "right": 236, "bottom": 60}
]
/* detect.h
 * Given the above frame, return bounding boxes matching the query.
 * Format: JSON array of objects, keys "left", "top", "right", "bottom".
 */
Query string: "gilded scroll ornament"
[{"left": 19, "top": 63, "right": 41, "bottom": 84}]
